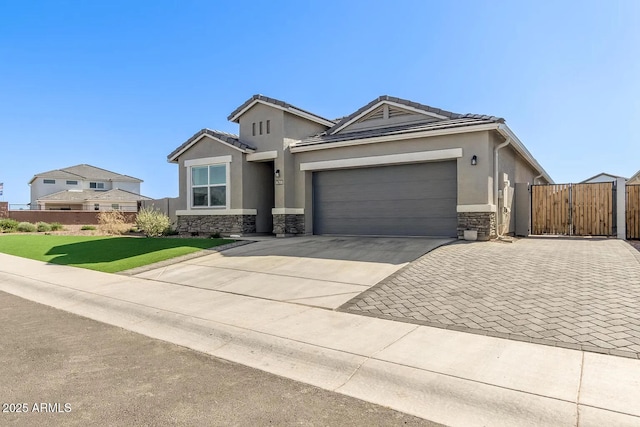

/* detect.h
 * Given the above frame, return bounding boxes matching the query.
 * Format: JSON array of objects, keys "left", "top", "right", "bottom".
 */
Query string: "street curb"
[{"left": 0, "top": 272, "right": 610, "bottom": 427}]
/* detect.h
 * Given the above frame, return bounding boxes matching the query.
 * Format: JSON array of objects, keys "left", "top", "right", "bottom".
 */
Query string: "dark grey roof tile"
[{"left": 167, "top": 128, "right": 255, "bottom": 161}]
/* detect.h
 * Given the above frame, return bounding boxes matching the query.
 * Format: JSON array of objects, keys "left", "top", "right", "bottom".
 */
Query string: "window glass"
[
  {"left": 192, "top": 187, "right": 208, "bottom": 206},
  {"left": 209, "top": 186, "right": 226, "bottom": 206},
  {"left": 44, "top": 179, "right": 55, "bottom": 184},
  {"left": 209, "top": 165, "right": 225, "bottom": 185},
  {"left": 66, "top": 180, "right": 78, "bottom": 185},
  {"left": 192, "top": 167, "right": 208, "bottom": 186}
]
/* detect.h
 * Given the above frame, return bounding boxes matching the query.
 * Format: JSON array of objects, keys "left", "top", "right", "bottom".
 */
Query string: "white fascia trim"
[
  {"left": 291, "top": 123, "right": 498, "bottom": 153},
  {"left": 176, "top": 209, "right": 257, "bottom": 216},
  {"left": 229, "top": 100, "right": 335, "bottom": 128},
  {"left": 184, "top": 155, "right": 232, "bottom": 167},
  {"left": 246, "top": 151, "right": 278, "bottom": 162},
  {"left": 497, "top": 124, "right": 554, "bottom": 184},
  {"left": 169, "top": 134, "right": 253, "bottom": 163},
  {"left": 300, "top": 148, "right": 463, "bottom": 171},
  {"left": 272, "top": 208, "right": 304, "bottom": 215},
  {"left": 457, "top": 204, "right": 497, "bottom": 213},
  {"left": 330, "top": 100, "right": 450, "bottom": 135}
]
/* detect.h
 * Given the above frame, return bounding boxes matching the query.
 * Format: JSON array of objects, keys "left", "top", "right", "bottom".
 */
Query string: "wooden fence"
[
  {"left": 532, "top": 182, "right": 614, "bottom": 236},
  {"left": 628, "top": 185, "right": 640, "bottom": 239}
]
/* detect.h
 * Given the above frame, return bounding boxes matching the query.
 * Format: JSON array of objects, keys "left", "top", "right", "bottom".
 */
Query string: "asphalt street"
[{"left": 0, "top": 291, "right": 441, "bottom": 426}]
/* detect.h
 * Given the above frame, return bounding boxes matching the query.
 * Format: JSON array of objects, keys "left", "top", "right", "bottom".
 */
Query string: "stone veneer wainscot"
[
  {"left": 273, "top": 214, "right": 304, "bottom": 236},
  {"left": 457, "top": 212, "right": 496, "bottom": 241},
  {"left": 177, "top": 214, "right": 256, "bottom": 235}
]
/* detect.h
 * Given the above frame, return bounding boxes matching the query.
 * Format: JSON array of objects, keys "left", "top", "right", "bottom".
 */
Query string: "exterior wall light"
[
  {"left": 275, "top": 169, "right": 281, "bottom": 178},
  {"left": 471, "top": 155, "right": 478, "bottom": 166}
]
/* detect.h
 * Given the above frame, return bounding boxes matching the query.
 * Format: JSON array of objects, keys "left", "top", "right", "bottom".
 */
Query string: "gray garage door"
[{"left": 313, "top": 161, "right": 457, "bottom": 236}]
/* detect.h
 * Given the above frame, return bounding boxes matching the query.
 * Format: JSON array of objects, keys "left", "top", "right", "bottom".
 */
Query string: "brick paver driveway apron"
[{"left": 340, "top": 238, "right": 640, "bottom": 359}]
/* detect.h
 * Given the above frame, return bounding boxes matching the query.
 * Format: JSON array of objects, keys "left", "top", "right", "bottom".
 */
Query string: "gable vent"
[
  {"left": 389, "top": 106, "right": 411, "bottom": 118},
  {"left": 361, "top": 106, "right": 384, "bottom": 121}
]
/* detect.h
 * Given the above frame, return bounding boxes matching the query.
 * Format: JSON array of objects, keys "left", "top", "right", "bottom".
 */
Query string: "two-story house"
[
  {"left": 168, "top": 95, "right": 552, "bottom": 239},
  {"left": 29, "top": 164, "right": 150, "bottom": 211}
]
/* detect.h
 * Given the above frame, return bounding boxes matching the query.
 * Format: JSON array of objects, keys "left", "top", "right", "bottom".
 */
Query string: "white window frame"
[
  {"left": 90, "top": 182, "right": 105, "bottom": 189},
  {"left": 185, "top": 156, "right": 232, "bottom": 210},
  {"left": 43, "top": 179, "right": 55, "bottom": 184}
]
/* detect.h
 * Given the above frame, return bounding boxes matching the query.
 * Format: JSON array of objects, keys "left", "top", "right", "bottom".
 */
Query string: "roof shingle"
[{"left": 167, "top": 129, "right": 255, "bottom": 162}]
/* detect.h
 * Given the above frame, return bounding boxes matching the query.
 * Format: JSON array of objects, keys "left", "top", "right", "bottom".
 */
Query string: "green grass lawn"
[{"left": 0, "top": 235, "right": 234, "bottom": 273}]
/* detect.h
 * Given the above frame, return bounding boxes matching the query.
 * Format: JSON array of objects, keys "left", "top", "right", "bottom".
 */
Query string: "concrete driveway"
[{"left": 133, "top": 236, "right": 453, "bottom": 309}]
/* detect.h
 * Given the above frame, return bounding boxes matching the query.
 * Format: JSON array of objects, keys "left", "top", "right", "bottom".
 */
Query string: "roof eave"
[
  {"left": 168, "top": 132, "right": 255, "bottom": 163},
  {"left": 496, "top": 124, "right": 554, "bottom": 184},
  {"left": 228, "top": 98, "right": 335, "bottom": 128}
]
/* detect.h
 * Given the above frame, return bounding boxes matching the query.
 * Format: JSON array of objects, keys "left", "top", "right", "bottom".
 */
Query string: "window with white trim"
[
  {"left": 191, "top": 164, "right": 227, "bottom": 207},
  {"left": 43, "top": 179, "right": 55, "bottom": 184},
  {"left": 90, "top": 182, "right": 105, "bottom": 189}
]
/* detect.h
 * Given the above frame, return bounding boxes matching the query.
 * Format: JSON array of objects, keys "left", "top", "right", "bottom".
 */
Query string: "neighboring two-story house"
[
  {"left": 168, "top": 95, "right": 552, "bottom": 239},
  {"left": 29, "top": 164, "right": 150, "bottom": 211}
]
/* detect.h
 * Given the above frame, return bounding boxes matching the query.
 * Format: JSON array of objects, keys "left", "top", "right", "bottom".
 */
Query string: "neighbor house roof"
[
  {"left": 325, "top": 95, "right": 504, "bottom": 135},
  {"left": 579, "top": 172, "right": 628, "bottom": 183},
  {"left": 227, "top": 94, "right": 336, "bottom": 127},
  {"left": 167, "top": 129, "right": 256, "bottom": 163},
  {"left": 37, "top": 188, "right": 151, "bottom": 203},
  {"left": 29, "top": 164, "right": 142, "bottom": 184},
  {"left": 627, "top": 170, "right": 640, "bottom": 184}
]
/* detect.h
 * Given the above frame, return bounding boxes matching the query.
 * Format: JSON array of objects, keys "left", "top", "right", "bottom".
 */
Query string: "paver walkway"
[{"left": 340, "top": 238, "right": 640, "bottom": 358}]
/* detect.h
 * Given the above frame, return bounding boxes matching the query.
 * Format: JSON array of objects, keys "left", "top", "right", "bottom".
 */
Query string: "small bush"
[
  {"left": 50, "top": 222, "right": 64, "bottom": 231},
  {"left": 36, "top": 222, "right": 52, "bottom": 232},
  {"left": 17, "top": 222, "right": 37, "bottom": 232},
  {"left": 210, "top": 231, "right": 221, "bottom": 239},
  {"left": 136, "top": 207, "right": 172, "bottom": 237},
  {"left": 98, "top": 210, "right": 129, "bottom": 235},
  {"left": 81, "top": 225, "right": 96, "bottom": 231},
  {"left": 0, "top": 218, "right": 19, "bottom": 232}
]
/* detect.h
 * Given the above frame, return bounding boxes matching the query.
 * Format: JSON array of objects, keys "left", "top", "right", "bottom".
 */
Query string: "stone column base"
[
  {"left": 273, "top": 214, "right": 304, "bottom": 236},
  {"left": 457, "top": 212, "right": 496, "bottom": 241},
  {"left": 177, "top": 214, "right": 256, "bottom": 236}
]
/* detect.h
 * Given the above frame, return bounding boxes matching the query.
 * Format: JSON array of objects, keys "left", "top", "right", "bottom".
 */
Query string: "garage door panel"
[
  {"left": 318, "top": 200, "right": 457, "bottom": 216},
  {"left": 313, "top": 161, "right": 457, "bottom": 236}
]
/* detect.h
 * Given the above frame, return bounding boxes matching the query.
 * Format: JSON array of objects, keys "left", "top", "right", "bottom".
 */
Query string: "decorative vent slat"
[
  {"left": 362, "top": 107, "right": 384, "bottom": 121},
  {"left": 389, "top": 106, "right": 410, "bottom": 118}
]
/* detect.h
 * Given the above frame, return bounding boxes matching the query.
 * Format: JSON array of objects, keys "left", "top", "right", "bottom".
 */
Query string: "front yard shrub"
[
  {"left": 136, "top": 207, "right": 172, "bottom": 237},
  {"left": 50, "top": 222, "right": 64, "bottom": 231},
  {"left": 0, "top": 218, "right": 19, "bottom": 232},
  {"left": 36, "top": 222, "right": 52, "bottom": 232},
  {"left": 98, "top": 210, "right": 129, "bottom": 235},
  {"left": 81, "top": 225, "right": 96, "bottom": 231},
  {"left": 17, "top": 222, "right": 37, "bottom": 232}
]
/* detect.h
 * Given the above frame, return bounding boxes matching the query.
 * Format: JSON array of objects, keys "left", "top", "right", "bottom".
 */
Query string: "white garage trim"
[
  {"left": 272, "top": 208, "right": 304, "bottom": 215},
  {"left": 176, "top": 209, "right": 257, "bottom": 216},
  {"left": 456, "top": 204, "right": 497, "bottom": 213},
  {"left": 300, "top": 148, "right": 463, "bottom": 171}
]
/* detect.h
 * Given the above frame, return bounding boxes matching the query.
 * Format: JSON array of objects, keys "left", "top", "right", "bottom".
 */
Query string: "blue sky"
[{"left": 1, "top": 1, "right": 638, "bottom": 204}]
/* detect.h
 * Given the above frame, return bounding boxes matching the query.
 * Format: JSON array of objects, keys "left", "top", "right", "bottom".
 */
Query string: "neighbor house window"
[
  {"left": 259, "top": 121, "right": 263, "bottom": 135},
  {"left": 111, "top": 204, "right": 120, "bottom": 210},
  {"left": 43, "top": 179, "right": 55, "bottom": 184},
  {"left": 252, "top": 122, "right": 256, "bottom": 136},
  {"left": 266, "top": 120, "right": 270, "bottom": 134},
  {"left": 191, "top": 164, "right": 226, "bottom": 208},
  {"left": 89, "top": 182, "right": 105, "bottom": 189},
  {"left": 94, "top": 204, "right": 100, "bottom": 210},
  {"left": 66, "top": 180, "right": 78, "bottom": 185}
]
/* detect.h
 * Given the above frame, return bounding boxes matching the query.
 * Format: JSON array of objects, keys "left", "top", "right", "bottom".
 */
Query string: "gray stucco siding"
[
  {"left": 294, "top": 131, "right": 493, "bottom": 211},
  {"left": 176, "top": 138, "right": 244, "bottom": 211}
]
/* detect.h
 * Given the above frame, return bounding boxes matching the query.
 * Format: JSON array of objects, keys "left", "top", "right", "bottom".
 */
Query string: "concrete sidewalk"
[{"left": 1, "top": 253, "right": 639, "bottom": 426}]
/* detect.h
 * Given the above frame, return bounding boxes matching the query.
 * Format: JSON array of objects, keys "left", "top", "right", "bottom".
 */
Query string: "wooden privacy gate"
[
  {"left": 628, "top": 185, "right": 640, "bottom": 239},
  {"left": 531, "top": 182, "right": 615, "bottom": 236}
]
